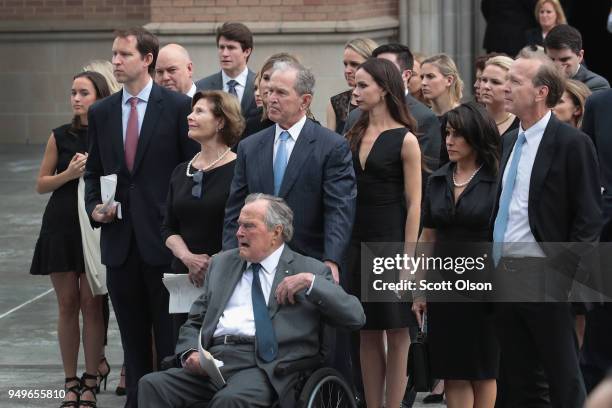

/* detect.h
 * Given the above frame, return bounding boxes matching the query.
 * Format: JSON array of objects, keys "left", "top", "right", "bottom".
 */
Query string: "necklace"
[
  {"left": 186, "top": 148, "right": 231, "bottom": 177},
  {"left": 496, "top": 113, "right": 513, "bottom": 126},
  {"left": 453, "top": 164, "right": 483, "bottom": 187}
]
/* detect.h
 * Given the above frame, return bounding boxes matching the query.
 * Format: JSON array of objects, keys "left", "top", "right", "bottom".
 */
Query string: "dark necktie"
[
  {"left": 124, "top": 97, "right": 139, "bottom": 172},
  {"left": 251, "top": 263, "right": 278, "bottom": 362},
  {"left": 227, "top": 80, "right": 238, "bottom": 98}
]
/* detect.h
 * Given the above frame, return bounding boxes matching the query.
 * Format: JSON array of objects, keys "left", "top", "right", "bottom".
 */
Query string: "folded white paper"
[
  {"left": 163, "top": 273, "right": 205, "bottom": 313},
  {"left": 198, "top": 327, "right": 226, "bottom": 388},
  {"left": 99, "top": 174, "right": 122, "bottom": 219}
]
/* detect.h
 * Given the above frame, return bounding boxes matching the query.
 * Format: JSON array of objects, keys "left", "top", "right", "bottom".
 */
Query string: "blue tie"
[
  {"left": 251, "top": 263, "right": 278, "bottom": 362},
  {"left": 227, "top": 80, "right": 238, "bottom": 98},
  {"left": 273, "top": 131, "right": 290, "bottom": 196},
  {"left": 492, "top": 132, "right": 526, "bottom": 265}
]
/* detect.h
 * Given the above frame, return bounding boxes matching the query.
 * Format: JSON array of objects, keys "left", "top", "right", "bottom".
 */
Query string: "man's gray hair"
[
  {"left": 245, "top": 193, "right": 294, "bottom": 242},
  {"left": 271, "top": 60, "right": 315, "bottom": 96}
]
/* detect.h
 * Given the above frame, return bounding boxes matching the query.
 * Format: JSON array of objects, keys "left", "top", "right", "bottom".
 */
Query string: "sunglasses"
[{"left": 192, "top": 171, "right": 204, "bottom": 198}]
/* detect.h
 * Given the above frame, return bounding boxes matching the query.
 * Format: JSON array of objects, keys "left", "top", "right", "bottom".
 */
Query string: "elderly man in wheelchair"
[{"left": 139, "top": 194, "right": 365, "bottom": 407}]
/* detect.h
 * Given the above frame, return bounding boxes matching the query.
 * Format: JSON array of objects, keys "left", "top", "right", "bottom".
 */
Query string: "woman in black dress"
[
  {"left": 162, "top": 90, "right": 244, "bottom": 338},
  {"left": 346, "top": 58, "right": 422, "bottom": 408},
  {"left": 326, "top": 38, "right": 377, "bottom": 133},
  {"left": 413, "top": 102, "right": 500, "bottom": 408},
  {"left": 31, "top": 71, "right": 110, "bottom": 408}
]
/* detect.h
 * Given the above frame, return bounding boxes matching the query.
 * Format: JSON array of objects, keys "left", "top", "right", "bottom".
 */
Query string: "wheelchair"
[{"left": 163, "top": 352, "right": 357, "bottom": 408}]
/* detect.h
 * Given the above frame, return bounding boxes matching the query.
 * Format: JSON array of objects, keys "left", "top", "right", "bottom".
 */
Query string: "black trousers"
[
  {"left": 106, "top": 237, "right": 174, "bottom": 408},
  {"left": 494, "top": 302, "right": 585, "bottom": 408}
]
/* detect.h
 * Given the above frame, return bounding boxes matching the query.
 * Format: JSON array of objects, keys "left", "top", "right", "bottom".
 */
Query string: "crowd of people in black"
[{"left": 29, "top": 3, "right": 612, "bottom": 407}]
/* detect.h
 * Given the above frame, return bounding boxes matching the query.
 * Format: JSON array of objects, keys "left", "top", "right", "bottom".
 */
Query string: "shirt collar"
[
  {"left": 187, "top": 82, "right": 197, "bottom": 97},
  {"left": 222, "top": 67, "right": 249, "bottom": 88},
  {"left": 275, "top": 114, "right": 307, "bottom": 142},
  {"left": 247, "top": 244, "right": 285, "bottom": 277},
  {"left": 519, "top": 110, "right": 551, "bottom": 145},
  {"left": 122, "top": 77, "right": 153, "bottom": 105}
]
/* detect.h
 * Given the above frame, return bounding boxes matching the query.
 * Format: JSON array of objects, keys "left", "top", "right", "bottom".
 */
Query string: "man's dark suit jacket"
[
  {"left": 573, "top": 65, "right": 611, "bottom": 93},
  {"left": 222, "top": 118, "right": 357, "bottom": 266},
  {"left": 343, "top": 93, "right": 441, "bottom": 171},
  {"left": 583, "top": 89, "right": 612, "bottom": 221},
  {"left": 84, "top": 84, "right": 198, "bottom": 267},
  {"left": 491, "top": 114, "right": 601, "bottom": 261},
  {"left": 175, "top": 246, "right": 365, "bottom": 404},
  {"left": 481, "top": 0, "right": 538, "bottom": 56},
  {"left": 195, "top": 69, "right": 259, "bottom": 122}
]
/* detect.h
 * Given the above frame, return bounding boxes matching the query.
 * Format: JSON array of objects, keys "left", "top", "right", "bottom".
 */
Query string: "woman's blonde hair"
[
  {"left": 535, "top": 0, "right": 567, "bottom": 26},
  {"left": 344, "top": 38, "right": 378, "bottom": 60},
  {"left": 83, "top": 60, "right": 121, "bottom": 93},
  {"left": 485, "top": 55, "right": 514, "bottom": 72},
  {"left": 562, "top": 79, "right": 591, "bottom": 128},
  {"left": 421, "top": 53, "right": 464, "bottom": 104}
]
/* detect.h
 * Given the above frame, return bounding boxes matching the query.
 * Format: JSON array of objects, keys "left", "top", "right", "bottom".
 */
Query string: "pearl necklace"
[
  {"left": 453, "top": 164, "right": 483, "bottom": 187},
  {"left": 186, "top": 148, "right": 231, "bottom": 177}
]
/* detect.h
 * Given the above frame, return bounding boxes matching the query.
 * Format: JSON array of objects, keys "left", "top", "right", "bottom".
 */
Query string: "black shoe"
[
  {"left": 80, "top": 373, "right": 98, "bottom": 408},
  {"left": 115, "top": 364, "right": 126, "bottom": 396},
  {"left": 96, "top": 357, "right": 110, "bottom": 393},
  {"left": 422, "top": 392, "right": 444, "bottom": 404},
  {"left": 60, "top": 377, "right": 80, "bottom": 408}
]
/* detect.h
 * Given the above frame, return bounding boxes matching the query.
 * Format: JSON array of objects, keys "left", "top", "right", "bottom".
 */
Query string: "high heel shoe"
[
  {"left": 96, "top": 357, "right": 110, "bottom": 393},
  {"left": 80, "top": 373, "right": 98, "bottom": 408},
  {"left": 60, "top": 377, "right": 80, "bottom": 407},
  {"left": 115, "top": 364, "right": 126, "bottom": 396}
]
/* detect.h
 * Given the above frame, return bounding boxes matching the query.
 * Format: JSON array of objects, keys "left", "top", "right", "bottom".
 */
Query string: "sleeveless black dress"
[
  {"left": 348, "top": 128, "right": 417, "bottom": 329},
  {"left": 30, "top": 124, "right": 87, "bottom": 275}
]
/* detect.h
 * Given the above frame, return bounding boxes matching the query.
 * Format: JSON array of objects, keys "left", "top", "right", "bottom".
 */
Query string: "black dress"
[
  {"left": 422, "top": 162, "right": 500, "bottom": 379},
  {"left": 161, "top": 160, "right": 236, "bottom": 275},
  {"left": 330, "top": 90, "right": 358, "bottom": 134},
  {"left": 30, "top": 124, "right": 87, "bottom": 275},
  {"left": 348, "top": 128, "right": 417, "bottom": 329}
]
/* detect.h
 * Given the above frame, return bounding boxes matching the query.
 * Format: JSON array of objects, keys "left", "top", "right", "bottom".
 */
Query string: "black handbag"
[{"left": 407, "top": 314, "right": 434, "bottom": 392}]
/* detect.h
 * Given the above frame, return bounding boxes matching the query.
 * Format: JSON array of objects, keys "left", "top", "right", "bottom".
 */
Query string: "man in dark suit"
[
  {"left": 580, "top": 88, "right": 612, "bottom": 392},
  {"left": 544, "top": 24, "right": 610, "bottom": 93},
  {"left": 222, "top": 60, "right": 356, "bottom": 284},
  {"left": 195, "top": 22, "right": 259, "bottom": 123},
  {"left": 343, "top": 43, "right": 441, "bottom": 172},
  {"left": 138, "top": 194, "right": 365, "bottom": 407},
  {"left": 84, "top": 27, "right": 197, "bottom": 408},
  {"left": 491, "top": 49, "right": 601, "bottom": 407}
]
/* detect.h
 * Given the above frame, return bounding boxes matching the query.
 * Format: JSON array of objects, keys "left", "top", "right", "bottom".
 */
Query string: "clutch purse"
[{"left": 407, "top": 314, "right": 434, "bottom": 392}]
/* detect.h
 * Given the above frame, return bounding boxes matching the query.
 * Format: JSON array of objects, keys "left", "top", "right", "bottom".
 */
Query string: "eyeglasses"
[{"left": 192, "top": 171, "right": 203, "bottom": 198}]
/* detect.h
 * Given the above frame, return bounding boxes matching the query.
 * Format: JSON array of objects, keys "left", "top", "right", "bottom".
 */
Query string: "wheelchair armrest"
[{"left": 273, "top": 356, "right": 325, "bottom": 376}]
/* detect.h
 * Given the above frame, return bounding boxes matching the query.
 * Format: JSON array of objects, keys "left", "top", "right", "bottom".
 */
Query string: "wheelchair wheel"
[{"left": 297, "top": 367, "right": 357, "bottom": 408}]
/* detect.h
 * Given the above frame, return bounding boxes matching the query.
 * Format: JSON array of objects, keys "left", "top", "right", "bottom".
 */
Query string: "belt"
[{"left": 211, "top": 335, "right": 255, "bottom": 346}]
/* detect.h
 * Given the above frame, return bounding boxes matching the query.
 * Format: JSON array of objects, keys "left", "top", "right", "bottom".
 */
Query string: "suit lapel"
[
  {"left": 258, "top": 127, "right": 275, "bottom": 194},
  {"left": 212, "top": 72, "right": 223, "bottom": 90},
  {"left": 132, "top": 84, "right": 162, "bottom": 174},
  {"left": 267, "top": 246, "right": 295, "bottom": 319},
  {"left": 279, "top": 119, "right": 316, "bottom": 197},
  {"left": 528, "top": 114, "right": 558, "bottom": 220},
  {"left": 241, "top": 70, "right": 255, "bottom": 114},
  {"left": 109, "top": 93, "right": 126, "bottom": 171},
  {"left": 202, "top": 254, "right": 246, "bottom": 346}
]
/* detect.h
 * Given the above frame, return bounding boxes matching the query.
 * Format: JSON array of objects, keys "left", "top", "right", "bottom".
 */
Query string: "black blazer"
[
  {"left": 573, "top": 65, "right": 611, "bottom": 93},
  {"left": 525, "top": 27, "right": 544, "bottom": 47},
  {"left": 195, "top": 69, "right": 259, "bottom": 122},
  {"left": 491, "top": 114, "right": 601, "bottom": 248},
  {"left": 222, "top": 118, "right": 357, "bottom": 265},
  {"left": 583, "top": 89, "right": 612, "bottom": 219},
  {"left": 84, "top": 83, "right": 198, "bottom": 267},
  {"left": 481, "top": 0, "right": 538, "bottom": 56}
]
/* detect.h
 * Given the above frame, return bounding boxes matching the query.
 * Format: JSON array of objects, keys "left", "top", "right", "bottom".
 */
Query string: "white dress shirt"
[
  {"left": 214, "top": 245, "right": 285, "bottom": 338},
  {"left": 221, "top": 67, "right": 249, "bottom": 103},
  {"left": 121, "top": 78, "right": 153, "bottom": 143},
  {"left": 186, "top": 82, "right": 197, "bottom": 98},
  {"left": 501, "top": 110, "right": 551, "bottom": 258},
  {"left": 273, "top": 114, "right": 307, "bottom": 164}
]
